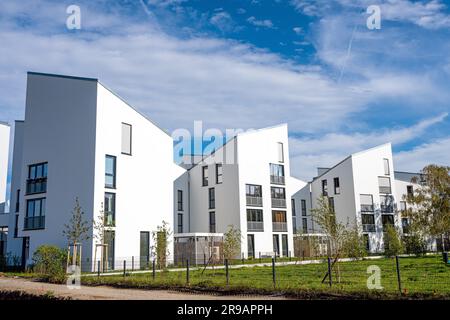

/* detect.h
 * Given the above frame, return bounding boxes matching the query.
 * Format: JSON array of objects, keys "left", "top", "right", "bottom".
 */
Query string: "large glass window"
[
  {"left": 26, "top": 162, "right": 48, "bottom": 194},
  {"left": 380, "top": 195, "right": 394, "bottom": 213},
  {"left": 202, "top": 166, "right": 208, "bottom": 186},
  {"left": 378, "top": 176, "right": 392, "bottom": 194},
  {"left": 208, "top": 188, "right": 215, "bottom": 209},
  {"left": 301, "top": 200, "right": 307, "bottom": 216},
  {"left": 270, "top": 164, "right": 285, "bottom": 185},
  {"left": 271, "top": 187, "right": 286, "bottom": 208},
  {"left": 177, "top": 190, "right": 183, "bottom": 211},
  {"left": 105, "top": 155, "right": 116, "bottom": 188},
  {"left": 302, "top": 218, "right": 308, "bottom": 233},
  {"left": 121, "top": 123, "right": 132, "bottom": 155},
  {"left": 360, "top": 194, "right": 374, "bottom": 212},
  {"left": 216, "top": 163, "right": 223, "bottom": 184},
  {"left": 277, "top": 142, "right": 284, "bottom": 163},
  {"left": 209, "top": 212, "right": 216, "bottom": 233},
  {"left": 247, "top": 209, "right": 264, "bottom": 232},
  {"left": 104, "top": 193, "right": 116, "bottom": 226},
  {"left": 383, "top": 158, "right": 390, "bottom": 175},
  {"left": 24, "top": 198, "right": 46, "bottom": 230},
  {"left": 291, "top": 199, "right": 296, "bottom": 216},
  {"left": 321, "top": 179, "right": 328, "bottom": 196},
  {"left": 361, "top": 214, "right": 375, "bottom": 232},
  {"left": 334, "top": 177, "right": 340, "bottom": 194},
  {"left": 177, "top": 213, "right": 183, "bottom": 233},
  {"left": 272, "top": 210, "right": 287, "bottom": 232}
]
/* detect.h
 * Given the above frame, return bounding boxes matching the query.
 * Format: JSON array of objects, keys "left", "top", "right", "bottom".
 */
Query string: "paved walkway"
[{"left": 0, "top": 277, "right": 287, "bottom": 300}]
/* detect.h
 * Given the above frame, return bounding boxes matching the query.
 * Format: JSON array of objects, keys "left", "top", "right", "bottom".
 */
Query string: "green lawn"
[{"left": 80, "top": 255, "right": 450, "bottom": 298}]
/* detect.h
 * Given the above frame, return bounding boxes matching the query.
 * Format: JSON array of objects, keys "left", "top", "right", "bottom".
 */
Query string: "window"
[
  {"left": 361, "top": 214, "right": 375, "bottom": 232},
  {"left": 407, "top": 185, "right": 414, "bottom": 197},
  {"left": 360, "top": 194, "right": 374, "bottom": 212},
  {"left": 301, "top": 200, "right": 307, "bottom": 216},
  {"left": 282, "top": 234, "right": 288, "bottom": 257},
  {"left": 202, "top": 166, "right": 208, "bottom": 186},
  {"left": 383, "top": 158, "right": 390, "bottom": 175},
  {"left": 246, "top": 184, "right": 262, "bottom": 206},
  {"left": 247, "top": 235, "right": 255, "bottom": 258},
  {"left": 270, "top": 164, "right": 285, "bottom": 185},
  {"left": 321, "top": 179, "right": 328, "bottom": 196},
  {"left": 26, "top": 162, "right": 48, "bottom": 194},
  {"left": 15, "top": 189, "right": 20, "bottom": 212},
  {"left": 24, "top": 198, "right": 46, "bottom": 230},
  {"left": 177, "top": 190, "right": 183, "bottom": 211},
  {"left": 363, "top": 234, "right": 370, "bottom": 251},
  {"left": 382, "top": 215, "right": 395, "bottom": 230},
  {"left": 209, "top": 212, "right": 216, "bottom": 233},
  {"left": 105, "top": 155, "right": 116, "bottom": 188},
  {"left": 378, "top": 176, "right": 391, "bottom": 194},
  {"left": 302, "top": 218, "right": 308, "bottom": 233},
  {"left": 208, "top": 187, "right": 215, "bottom": 209},
  {"left": 400, "top": 201, "right": 407, "bottom": 212},
  {"left": 328, "top": 197, "right": 335, "bottom": 213},
  {"left": 273, "top": 235, "right": 280, "bottom": 256},
  {"left": 291, "top": 199, "right": 296, "bottom": 216},
  {"left": 277, "top": 142, "right": 284, "bottom": 163},
  {"left": 14, "top": 215, "right": 19, "bottom": 238},
  {"left": 121, "top": 123, "right": 132, "bottom": 155},
  {"left": 271, "top": 187, "right": 286, "bottom": 208},
  {"left": 247, "top": 209, "right": 264, "bottom": 232},
  {"left": 380, "top": 195, "right": 394, "bottom": 213},
  {"left": 272, "top": 210, "right": 287, "bottom": 232},
  {"left": 333, "top": 177, "right": 340, "bottom": 194},
  {"left": 104, "top": 193, "right": 116, "bottom": 226},
  {"left": 216, "top": 163, "right": 223, "bottom": 184},
  {"left": 292, "top": 217, "right": 297, "bottom": 233},
  {"left": 177, "top": 213, "right": 183, "bottom": 233},
  {"left": 401, "top": 218, "right": 410, "bottom": 234}
]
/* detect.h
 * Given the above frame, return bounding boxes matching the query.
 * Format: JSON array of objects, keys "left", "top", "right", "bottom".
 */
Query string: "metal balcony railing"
[
  {"left": 247, "top": 221, "right": 264, "bottom": 232},
  {"left": 379, "top": 186, "right": 391, "bottom": 194},
  {"left": 360, "top": 204, "right": 374, "bottom": 212},
  {"left": 362, "top": 224, "right": 376, "bottom": 232},
  {"left": 270, "top": 175, "right": 285, "bottom": 185},
  {"left": 271, "top": 198, "right": 286, "bottom": 208},
  {"left": 24, "top": 216, "right": 45, "bottom": 230},
  {"left": 26, "top": 178, "right": 47, "bottom": 195},
  {"left": 272, "top": 222, "right": 288, "bottom": 232},
  {"left": 246, "top": 196, "right": 263, "bottom": 207}
]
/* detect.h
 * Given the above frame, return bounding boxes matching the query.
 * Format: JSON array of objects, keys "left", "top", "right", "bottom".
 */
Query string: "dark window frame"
[
  {"left": 333, "top": 177, "right": 340, "bottom": 194},
  {"left": 26, "top": 162, "right": 48, "bottom": 195},
  {"left": 105, "top": 155, "right": 117, "bottom": 189},
  {"left": 24, "top": 197, "right": 46, "bottom": 230},
  {"left": 104, "top": 192, "right": 116, "bottom": 227},
  {"left": 202, "top": 166, "right": 208, "bottom": 186},
  {"left": 216, "top": 163, "right": 223, "bottom": 184},
  {"left": 177, "top": 190, "right": 183, "bottom": 211},
  {"left": 208, "top": 187, "right": 215, "bottom": 209},
  {"left": 177, "top": 213, "right": 183, "bottom": 233},
  {"left": 301, "top": 199, "right": 307, "bottom": 216},
  {"left": 209, "top": 211, "right": 216, "bottom": 233}
]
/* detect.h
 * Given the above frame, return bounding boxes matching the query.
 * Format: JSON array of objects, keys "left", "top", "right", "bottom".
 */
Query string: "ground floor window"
[
  {"left": 282, "top": 234, "right": 288, "bottom": 257},
  {"left": 247, "top": 234, "right": 255, "bottom": 258},
  {"left": 273, "top": 234, "right": 280, "bottom": 256}
]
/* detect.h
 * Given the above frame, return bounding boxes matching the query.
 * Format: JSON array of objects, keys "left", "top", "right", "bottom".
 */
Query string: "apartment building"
[
  {"left": 0, "top": 122, "right": 10, "bottom": 256},
  {"left": 174, "top": 125, "right": 306, "bottom": 259},
  {"left": 292, "top": 143, "right": 421, "bottom": 253},
  {"left": 4, "top": 72, "right": 179, "bottom": 270}
]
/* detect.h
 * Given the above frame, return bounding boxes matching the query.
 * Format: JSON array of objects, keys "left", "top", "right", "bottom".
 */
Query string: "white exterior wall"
[
  {"left": 292, "top": 183, "right": 313, "bottom": 233},
  {"left": 0, "top": 122, "right": 10, "bottom": 214},
  {"left": 93, "top": 83, "right": 177, "bottom": 265}
]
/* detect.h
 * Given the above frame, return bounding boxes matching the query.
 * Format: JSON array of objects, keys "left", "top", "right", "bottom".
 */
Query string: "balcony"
[
  {"left": 26, "top": 178, "right": 47, "bottom": 195},
  {"left": 270, "top": 175, "right": 285, "bottom": 185},
  {"left": 379, "top": 186, "right": 391, "bottom": 194},
  {"left": 247, "top": 221, "right": 264, "bottom": 232},
  {"left": 272, "top": 222, "right": 288, "bottom": 232},
  {"left": 381, "top": 205, "right": 394, "bottom": 213},
  {"left": 271, "top": 198, "right": 286, "bottom": 208},
  {"left": 24, "top": 216, "right": 45, "bottom": 230},
  {"left": 360, "top": 204, "right": 374, "bottom": 212},
  {"left": 246, "top": 196, "right": 263, "bottom": 207},
  {"left": 362, "top": 224, "right": 376, "bottom": 232}
]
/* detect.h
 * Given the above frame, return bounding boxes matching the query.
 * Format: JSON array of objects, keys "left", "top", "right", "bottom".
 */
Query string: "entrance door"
[
  {"left": 140, "top": 231, "right": 150, "bottom": 269},
  {"left": 272, "top": 234, "right": 280, "bottom": 257},
  {"left": 247, "top": 234, "right": 255, "bottom": 258}
]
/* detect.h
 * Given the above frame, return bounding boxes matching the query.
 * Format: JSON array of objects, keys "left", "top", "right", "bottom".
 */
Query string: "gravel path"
[{"left": 0, "top": 277, "right": 287, "bottom": 300}]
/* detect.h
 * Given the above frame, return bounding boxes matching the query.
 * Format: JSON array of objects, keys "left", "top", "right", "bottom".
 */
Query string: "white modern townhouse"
[
  {"left": 0, "top": 122, "right": 11, "bottom": 256},
  {"left": 174, "top": 124, "right": 307, "bottom": 263},
  {"left": 4, "top": 72, "right": 179, "bottom": 270},
  {"left": 292, "top": 143, "right": 425, "bottom": 254}
]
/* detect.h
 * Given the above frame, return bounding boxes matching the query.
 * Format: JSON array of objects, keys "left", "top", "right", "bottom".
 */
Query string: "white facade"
[
  {"left": 0, "top": 122, "right": 10, "bottom": 214},
  {"left": 292, "top": 143, "right": 414, "bottom": 253},
  {"left": 174, "top": 125, "right": 306, "bottom": 259},
  {"left": 5, "top": 72, "right": 178, "bottom": 269}
]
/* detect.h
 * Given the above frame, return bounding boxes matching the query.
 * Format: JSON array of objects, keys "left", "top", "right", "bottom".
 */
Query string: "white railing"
[
  {"left": 271, "top": 198, "right": 286, "bottom": 208},
  {"left": 272, "top": 222, "right": 287, "bottom": 232},
  {"left": 246, "top": 196, "right": 263, "bottom": 207},
  {"left": 247, "top": 221, "right": 264, "bottom": 232}
]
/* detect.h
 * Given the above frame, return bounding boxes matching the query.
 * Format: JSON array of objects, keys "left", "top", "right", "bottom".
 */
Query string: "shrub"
[
  {"left": 32, "top": 245, "right": 66, "bottom": 283},
  {"left": 403, "top": 234, "right": 427, "bottom": 256},
  {"left": 341, "top": 227, "right": 367, "bottom": 259},
  {"left": 384, "top": 225, "right": 403, "bottom": 257}
]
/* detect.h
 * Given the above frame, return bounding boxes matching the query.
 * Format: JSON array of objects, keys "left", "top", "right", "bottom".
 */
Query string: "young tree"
[
  {"left": 405, "top": 165, "right": 450, "bottom": 252},
  {"left": 341, "top": 223, "right": 367, "bottom": 259},
  {"left": 222, "top": 225, "right": 241, "bottom": 261},
  {"left": 93, "top": 203, "right": 108, "bottom": 270},
  {"left": 311, "top": 196, "right": 347, "bottom": 257},
  {"left": 384, "top": 224, "right": 403, "bottom": 257},
  {"left": 62, "top": 198, "right": 91, "bottom": 267},
  {"left": 151, "top": 221, "right": 172, "bottom": 269}
]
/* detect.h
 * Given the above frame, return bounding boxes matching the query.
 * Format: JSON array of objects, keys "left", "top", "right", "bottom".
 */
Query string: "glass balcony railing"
[
  {"left": 246, "top": 196, "right": 263, "bottom": 207},
  {"left": 272, "top": 222, "right": 288, "bottom": 232},
  {"left": 271, "top": 198, "right": 286, "bottom": 208},
  {"left": 24, "top": 216, "right": 45, "bottom": 230},
  {"left": 247, "top": 221, "right": 264, "bottom": 232},
  {"left": 270, "top": 175, "right": 285, "bottom": 185}
]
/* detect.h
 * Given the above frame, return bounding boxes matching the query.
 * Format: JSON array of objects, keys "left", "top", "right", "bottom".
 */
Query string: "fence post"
[
  {"left": 241, "top": 253, "right": 245, "bottom": 265},
  {"left": 259, "top": 252, "right": 261, "bottom": 263},
  {"left": 97, "top": 260, "right": 100, "bottom": 277},
  {"left": 272, "top": 258, "right": 276, "bottom": 288},
  {"left": 395, "top": 255, "right": 402, "bottom": 294},
  {"left": 225, "top": 259, "right": 229, "bottom": 285},
  {"left": 186, "top": 259, "right": 190, "bottom": 285},
  {"left": 123, "top": 260, "right": 126, "bottom": 277},
  {"left": 204, "top": 253, "right": 206, "bottom": 266},
  {"left": 152, "top": 259, "right": 156, "bottom": 280},
  {"left": 327, "top": 257, "right": 332, "bottom": 287}
]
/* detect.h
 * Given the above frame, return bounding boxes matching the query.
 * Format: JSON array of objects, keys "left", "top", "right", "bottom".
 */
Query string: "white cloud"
[
  {"left": 210, "top": 11, "right": 236, "bottom": 32},
  {"left": 247, "top": 16, "right": 275, "bottom": 29},
  {"left": 293, "top": 27, "right": 303, "bottom": 35}
]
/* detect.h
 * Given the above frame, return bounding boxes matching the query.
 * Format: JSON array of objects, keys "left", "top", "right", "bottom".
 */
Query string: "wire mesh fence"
[{"left": 77, "top": 253, "right": 450, "bottom": 296}]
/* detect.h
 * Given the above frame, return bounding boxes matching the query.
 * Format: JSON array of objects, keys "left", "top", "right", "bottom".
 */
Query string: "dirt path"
[{"left": 0, "top": 277, "right": 287, "bottom": 300}]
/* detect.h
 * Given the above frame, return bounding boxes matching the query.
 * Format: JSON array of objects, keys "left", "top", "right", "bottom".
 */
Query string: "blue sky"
[{"left": 0, "top": 0, "right": 449, "bottom": 186}]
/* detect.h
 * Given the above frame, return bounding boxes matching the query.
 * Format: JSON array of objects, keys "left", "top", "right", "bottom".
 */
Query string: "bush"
[
  {"left": 341, "top": 227, "right": 367, "bottom": 259},
  {"left": 32, "top": 245, "right": 66, "bottom": 283},
  {"left": 403, "top": 234, "right": 427, "bottom": 256},
  {"left": 384, "top": 225, "right": 403, "bottom": 257}
]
